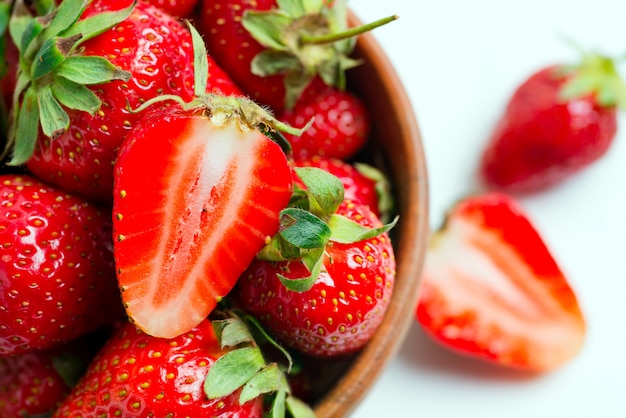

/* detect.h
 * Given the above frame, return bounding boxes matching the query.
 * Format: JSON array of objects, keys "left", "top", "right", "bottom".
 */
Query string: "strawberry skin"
[
  {"left": 480, "top": 64, "right": 618, "bottom": 193},
  {"left": 113, "top": 105, "right": 293, "bottom": 339},
  {"left": 280, "top": 86, "right": 371, "bottom": 160},
  {"left": 52, "top": 319, "right": 263, "bottom": 417},
  {"left": 0, "top": 174, "right": 122, "bottom": 356},
  {"left": 0, "top": 351, "right": 69, "bottom": 417},
  {"left": 417, "top": 192, "right": 586, "bottom": 371},
  {"left": 238, "top": 200, "right": 396, "bottom": 357},
  {"left": 199, "top": 0, "right": 285, "bottom": 110}
]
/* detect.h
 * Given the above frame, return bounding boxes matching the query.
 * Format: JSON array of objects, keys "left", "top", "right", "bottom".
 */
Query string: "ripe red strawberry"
[
  {"left": 280, "top": 85, "right": 371, "bottom": 160},
  {"left": 52, "top": 319, "right": 265, "bottom": 417},
  {"left": 293, "top": 155, "right": 392, "bottom": 221},
  {"left": 0, "top": 351, "right": 70, "bottom": 417},
  {"left": 112, "top": 62, "right": 298, "bottom": 339},
  {"left": 480, "top": 52, "right": 624, "bottom": 193},
  {"left": 0, "top": 330, "right": 107, "bottom": 417},
  {"left": 417, "top": 192, "right": 586, "bottom": 371},
  {"left": 237, "top": 166, "right": 397, "bottom": 357},
  {"left": 199, "top": 0, "right": 394, "bottom": 113},
  {"left": 0, "top": 174, "right": 122, "bottom": 356},
  {"left": 5, "top": 0, "right": 239, "bottom": 202}
]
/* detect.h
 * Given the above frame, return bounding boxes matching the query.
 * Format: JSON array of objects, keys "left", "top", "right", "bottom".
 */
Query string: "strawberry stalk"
[
  {"left": 299, "top": 14, "right": 398, "bottom": 45},
  {"left": 242, "top": 0, "right": 397, "bottom": 109}
]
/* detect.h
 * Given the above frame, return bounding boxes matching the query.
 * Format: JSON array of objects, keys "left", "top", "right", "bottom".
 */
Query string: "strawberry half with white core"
[
  {"left": 112, "top": 25, "right": 302, "bottom": 339},
  {"left": 417, "top": 193, "right": 586, "bottom": 372}
]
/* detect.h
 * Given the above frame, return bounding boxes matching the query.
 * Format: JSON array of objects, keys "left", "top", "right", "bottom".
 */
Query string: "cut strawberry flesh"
[
  {"left": 417, "top": 193, "right": 586, "bottom": 371},
  {"left": 113, "top": 110, "right": 292, "bottom": 338}
]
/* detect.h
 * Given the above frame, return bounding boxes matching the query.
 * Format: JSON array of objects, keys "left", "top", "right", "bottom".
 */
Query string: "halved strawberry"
[
  {"left": 113, "top": 103, "right": 293, "bottom": 339},
  {"left": 112, "top": 26, "right": 297, "bottom": 339},
  {"left": 416, "top": 192, "right": 586, "bottom": 372}
]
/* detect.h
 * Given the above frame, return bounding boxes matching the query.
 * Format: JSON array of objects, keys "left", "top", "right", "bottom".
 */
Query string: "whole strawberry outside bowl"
[{"left": 309, "top": 13, "right": 429, "bottom": 417}]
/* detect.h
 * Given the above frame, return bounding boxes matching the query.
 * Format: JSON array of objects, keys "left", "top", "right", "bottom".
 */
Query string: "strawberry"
[
  {"left": 0, "top": 330, "right": 107, "bottom": 417},
  {"left": 4, "top": 0, "right": 239, "bottom": 203},
  {"left": 416, "top": 192, "right": 586, "bottom": 372},
  {"left": 293, "top": 155, "right": 393, "bottom": 221},
  {"left": 280, "top": 85, "right": 371, "bottom": 160},
  {"left": 111, "top": 24, "right": 298, "bottom": 339},
  {"left": 53, "top": 316, "right": 315, "bottom": 417},
  {"left": 0, "top": 174, "right": 122, "bottom": 356},
  {"left": 52, "top": 319, "right": 265, "bottom": 417},
  {"left": 199, "top": 0, "right": 395, "bottom": 113},
  {"left": 480, "top": 51, "right": 625, "bottom": 193},
  {"left": 0, "top": 351, "right": 70, "bottom": 417},
  {"left": 237, "top": 167, "right": 397, "bottom": 357}
]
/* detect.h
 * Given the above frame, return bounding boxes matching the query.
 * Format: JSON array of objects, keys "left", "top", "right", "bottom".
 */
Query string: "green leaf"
[
  {"left": 42, "top": 0, "right": 88, "bottom": 39},
  {"left": 279, "top": 208, "right": 331, "bottom": 249},
  {"left": 278, "top": 247, "right": 324, "bottom": 292},
  {"left": 212, "top": 318, "right": 255, "bottom": 348},
  {"left": 8, "top": 9, "right": 32, "bottom": 54},
  {"left": 19, "top": 16, "right": 46, "bottom": 58},
  {"left": 269, "top": 389, "right": 287, "bottom": 418},
  {"left": 31, "top": 35, "right": 81, "bottom": 80},
  {"left": 354, "top": 162, "right": 394, "bottom": 223},
  {"left": 294, "top": 167, "right": 344, "bottom": 216},
  {"left": 242, "top": 10, "right": 291, "bottom": 51},
  {"left": 286, "top": 394, "right": 316, "bottom": 418},
  {"left": 558, "top": 52, "right": 626, "bottom": 109},
  {"left": 56, "top": 55, "right": 131, "bottom": 84},
  {"left": 0, "top": 1, "right": 11, "bottom": 37},
  {"left": 250, "top": 50, "right": 301, "bottom": 78},
  {"left": 61, "top": 1, "right": 136, "bottom": 45},
  {"left": 328, "top": 214, "right": 398, "bottom": 244},
  {"left": 239, "top": 363, "right": 287, "bottom": 404},
  {"left": 9, "top": 86, "right": 40, "bottom": 165},
  {"left": 51, "top": 76, "right": 101, "bottom": 114},
  {"left": 38, "top": 84, "right": 70, "bottom": 138},
  {"left": 204, "top": 346, "right": 265, "bottom": 399},
  {"left": 276, "top": 0, "right": 306, "bottom": 17},
  {"left": 188, "top": 21, "right": 208, "bottom": 97}
]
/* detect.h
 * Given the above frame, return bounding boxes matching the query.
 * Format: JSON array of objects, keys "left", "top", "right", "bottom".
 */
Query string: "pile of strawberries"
[
  {"left": 0, "top": 0, "right": 622, "bottom": 416},
  {"left": 0, "top": 0, "right": 402, "bottom": 416}
]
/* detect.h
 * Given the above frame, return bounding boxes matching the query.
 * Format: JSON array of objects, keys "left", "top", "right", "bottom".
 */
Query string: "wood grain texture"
[{"left": 313, "top": 13, "right": 430, "bottom": 418}]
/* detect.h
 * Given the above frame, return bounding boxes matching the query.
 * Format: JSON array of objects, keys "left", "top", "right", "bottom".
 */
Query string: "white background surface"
[{"left": 349, "top": 1, "right": 626, "bottom": 417}]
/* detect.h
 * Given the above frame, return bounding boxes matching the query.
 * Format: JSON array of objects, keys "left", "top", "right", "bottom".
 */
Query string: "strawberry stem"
[{"left": 299, "top": 14, "right": 398, "bottom": 45}]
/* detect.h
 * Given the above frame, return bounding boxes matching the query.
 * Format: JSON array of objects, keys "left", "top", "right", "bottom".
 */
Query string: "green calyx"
[
  {"left": 557, "top": 48, "right": 626, "bottom": 109},
  {"left": 257, "top": 166, "right": 398, "bottom": 293},
  {"left": 2, "top": 0, "right": 134, "bottom": 165},
  {"left": 242, "top": 0, "right": 397, "bottom": 110},
  {"left": 205, "top": 314, "right": 315, "bottom": 418}
]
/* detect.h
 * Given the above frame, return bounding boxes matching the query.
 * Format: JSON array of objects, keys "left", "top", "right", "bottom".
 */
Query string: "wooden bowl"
[{"left": 312, "top": 13, "right": 430, "bottom": 417}]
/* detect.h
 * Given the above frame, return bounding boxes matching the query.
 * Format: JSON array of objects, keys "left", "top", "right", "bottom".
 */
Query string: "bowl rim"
[{"left": 312, "top": 11, "right": 430, "bottom": 418}]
